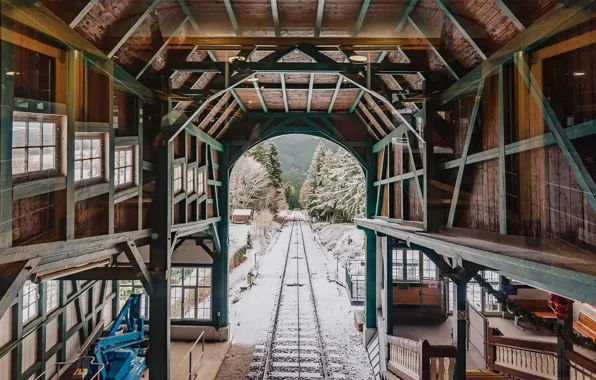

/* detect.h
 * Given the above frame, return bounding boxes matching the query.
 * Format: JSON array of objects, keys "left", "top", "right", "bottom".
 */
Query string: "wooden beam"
[
  {"left": 207, "top": 100, "right": 238, "bottom": 136},
  {"left": 122, "top": 241, "right": 153, "bottom": 296},
  {"left": 107, "top": 0, "right": 161, "bottom": 58},
  {"left": 492, "top": 0, "right": 525, "bottom": 31},
  {"left": 405, "top": 132, "right": 424, "bottom": 203},
  {"left": 223, "top": 0, "right": 240, "bottom": 35},
  {"left": 396, "top": 0, "right": 419, "bottom": 33},
  {"left": 230, "top": 88, "right": 247, "bottom": 112},
  {"left": 353, "top": 0, "right": 371, "bottom": 36},
  {"left": 66, "top": 49, "right": 78, "bottom": 241},
  {"left": 216, "top": 108, "right": 243, "bottom": 139},
  {"left": 307, "top": 74, "right": 315, "bottom": 113},
  {"left": 197, "top": 92, "right": 232, "bottom": 130},
  {"left": 271, "top": 0, "right": 280, "bottom": 37},
  {"left": 315, "top": 0, "right": 325, "bottom": 37},
  {"left": 357, "top": 101, "right": 387, "bottom": 137},
  {"left": 253, "top": 81, "right": 268, "bottom": 113},
  {"left": 280, "top": 73, "right": 289, "bottom": 113},
  {"left": 69, "top": 0, "right": 99, "bottom": 28},
  {"left": 363, "top": 93, "right": 394, "bottom": 130},
  {"left": 447, "top": 79, "right": 484, "bottom": 227},
  {"left": 433, "top": 0, "right": 487, "bottom": 60},
  {"left": 0, "top": 259, "right": 39, "bottom": 319},
  {"left": 0, "top": 39, "right": 13, "bottom": 248},
  {"left": 498, "top": 66, "right": 506, "bottom": 234},
  {"left": 327, "top": 76, "right": 342, "bottom": 113},
  {"left": 372, "top": 124, "right": 407, "bottom": 153},
  {"left": 177, "top": 0, "right": 199, "bottom": 30},
  {"left": 354, "top": 109, "right": 381, "bottom": 140}
]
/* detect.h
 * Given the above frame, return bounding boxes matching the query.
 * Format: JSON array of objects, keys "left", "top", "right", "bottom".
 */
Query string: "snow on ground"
[
  {"left": 312, "top": 222, "right": 365, "bottom": 265},
  {"left": 229, "top": 223, "right": 250, "bottom": 260}
]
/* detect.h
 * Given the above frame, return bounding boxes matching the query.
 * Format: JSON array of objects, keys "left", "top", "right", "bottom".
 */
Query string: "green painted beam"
[
  {"left": 405, "top": 132, "right": 424, "bottom": 203},
  {"left": 353, "top": 0, "right": 371, "bottom": 36},
  {"left": 408, "top": 15, "right": 460, "bottom": 80},
  {"left": 327, "top": 77, "right": 342, "bottom": 113},
  {"left": 493, "top": 0, "right": 525, "bottom": 31},
  {"left": 498, "top": 66, "right": 507, "bottom": 234},
  {"left": 433, "top": 0, "right": 487, "bottom": 60},
  {"left": 349, "top": 90, "right": 365, "bottom": 113},
  {"left": 0, "top": 40, "right": 13, "bottom": 249},
  {"left": 177, "top": 0, "right": 199, "bottom": 30},
  {"left": 372, "top": 123, "right": 407, "bottom": 153},
  {"left": 253, "top": 81, "right": 268, "bottom": 113},
  {"left": 315, "top": 0, "right": 325, "bottom": 37},
  {"left": 514, "top": 52, "right": 596, "bottom": 215},
  {"left": 108, "top": 0, "right": 161, "bottom": 58},
  {"left": 69, "top": 0, "right": 99, "bottom": 28},
  {"left": 136, "top": 17, "right": 189, "bottom": 79},
  {"left": 271, "top": 0, "right": 280, "bottom": 37},
  {"left": 185, "top": 123, "right": 224, "bottom": 152},
  {"left": 447, "top": 79, "right": 484, "bottom": 227},
  {"left": 307, "top": 74, "right": 314, "bottom": 113},
  {"left": 173, "top": 61, "right": 425, "bottom": 73},
  {"left": 280, "top": 73, "right": 289, "bottom": 113},
  {"left": 230, "top": 88, "right": 247, "bottom": 112},
  {"left": 223, "top": 0, "right": 240, "bottom": 35},
  {"left": 395, "top": 0, "right": 419, "bottom": 33},
  {"left": 438, "top": 0, "right": 595, "bottom": 107}
]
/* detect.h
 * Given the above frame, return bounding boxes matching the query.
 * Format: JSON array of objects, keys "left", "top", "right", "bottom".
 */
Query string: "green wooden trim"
[
  {"left": 498, "top": 66, "right": 507, "bottom": 234},
  {"left": 69, "top": 0, "right": 99, "bottom": 28},
  {"left": 493, "top": 0, "right": 524, "bottom": 31},
  {"left": 271, "top": 0, "right": 280, "bottom": 37},
  {"left": 433, "top": 0, "right": 487, "bottom": 60},
  {"left": 74, "top": 182, "right": 110, "bottom": 202},
  {"left": 185, "top": 123, "right": 224, "bottom": 152},
  {"left": 315, "top": 0, "right": 325, "bottom": 37},
  {"left": 327, "top": 77, "right": 342, "bottom": 113},
  {"left": 230, "top": 89, "right": 247, "bottom": 112},
  {"left": 280, "top": 73, "right": 289, "bottom": 113},
  {"left": 137, "top": 17, "right": 189, "bottom": 79},
  {"left": 307, "top": 74, "right": 315, "bottom": 113},
  {"left": 13, "top": 98, "right": 67, "bottom": 115},
  {"left": 108, "top": 0, "right": 161, "bottom": 58},
  {"left": 177, "top": 0, "right": 199, "bottom": 30},
  {"left": 253, "top": 81, "right": 268, "bottom": 113},
  {"left": 223, "top": 0, "right": 240, "bottom": 35},
  {"left": 0, "top": 40, "right": 14, "bottom": 249},
  {"left": 514, "top": 53, "right": 596, "bottom": 215},
  {"left": 353, "top": 0, "right": 371, "bottom": 36},
  {"left": 405, "top": 133, "right": 423, "bottom": 203},
  {"left": 115, "top": 136, "right": 139, "bottom": 146},
  {"left": 372, "top": 123, "right": 407, "bottom": 153},
  {"left": 396, "top": 0, "right": 419, "bottom": 33},
  {"left": 447, "top": 79, "right": 484, "bottom": 228},
  {"left": 374, "top": 169, "right": 424, "bottom": 186},
  {"left": 107, "top": 61, "right": 115, "bottom": 235},
  {"left": 66, "top": 50, "right": 78, "bottom": 241}
]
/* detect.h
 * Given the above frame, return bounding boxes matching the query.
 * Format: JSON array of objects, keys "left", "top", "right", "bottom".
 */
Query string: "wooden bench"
[
  {"left": 508, "top": 299, "right": 555, "bottom": 328},
  {"left": 574, "top": 312, "right": 596, "bottom": 340}
]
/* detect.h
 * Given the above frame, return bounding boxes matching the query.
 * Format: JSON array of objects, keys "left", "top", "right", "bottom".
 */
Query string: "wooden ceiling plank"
[
  {"left": 280, "top": 74, "right": 289, "bottom": 113},
  {"left": 357, "top": 101, "right": 386, "bottom": 137},
  {"left": 137, "top": 17, "right": 189, "bottom": 79},
  {"left": 363, "top": 93, "right": 394, "bottom": 131},
  {"left": 433, "top": 0, "right": 487, "bottom": 60},
  {"left": 327, "top": 77, "right": 342, "bottom": 113},
  {"left": 353, "top": 0, "right": 372, "bottom": 36},
  {"left": 107, "top": 0, "right": 161, "bottom": 59},
  {"left": 315, "top": 0, "right": 325, "bottom": 37},
  {"left": 177, "top": 0, "right": 200, "bottom": 31},
  {"left": 69, "top": 0, "right": 99, "bottom": 28},
  {"left": 216, "top": 108, "right": 243, "bottom": 139},
  {"left": 223, "top": 0, "right": 241, "bottom": 35},
  {"left": 208, "top": 100, "right": 238, "bottom": 135},
  {"left": 492, "top": 0, "right": 525, "bottom": 31},
  {"left": 253, "top": 81, "right": 268, "bottom": 113},
  {"left": 396, "top": 0, "right": 419, "bottom": 33},
  {"left": 271, "top": 0, "right": 280, "bottom": 37},
  {"left": 198, "top": 92, "right": 232, "bottom": 130}
]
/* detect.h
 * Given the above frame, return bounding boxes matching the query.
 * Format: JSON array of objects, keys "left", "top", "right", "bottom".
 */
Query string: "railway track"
[{"left": 249, "top": 211, "right": 342, "bottom": 379}]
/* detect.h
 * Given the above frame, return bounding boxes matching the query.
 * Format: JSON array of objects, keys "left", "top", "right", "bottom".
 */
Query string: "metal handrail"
[
  {"left": 171, "top": 331, "right": 206, "bottom": 380},
  {"left": 33, "top": 356, "right": 106, "bottom": 380}
]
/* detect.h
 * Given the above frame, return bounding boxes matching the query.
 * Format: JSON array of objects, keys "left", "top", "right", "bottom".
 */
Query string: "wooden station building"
[{"left": 1, "top": 0, "right": 596, "bottom": 379}]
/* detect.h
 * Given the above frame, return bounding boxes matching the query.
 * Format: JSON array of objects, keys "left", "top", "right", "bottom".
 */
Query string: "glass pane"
[
  {"left": 82, "top": 159, "right": 91, "bottom": 180},
  {"left": 184, "top": 269, "right": 197, "bottom": 286},
  {"left": 42, "top": 123, "right": 55, "bottom": 146},
  {"left": 74, "top": 139, "right": 82, "bottom": 160},
  {"left": 82, "top": 139, "right": 91, "bottom": 159},
  {"left": 125, "top": 167, "right": 132, "bottom": 183},
  {"left": 28, "top": 148, "right": 41, "bottom": 172},
  {"left": 118, "top": 168, "right": 125, "bottom": 185},
  {"left": 171, "top": 268, "right": 183, "bottom": 285},
  {"left": 12, "top": 121, "right": 26, "bottom": 147},
  {"left": 114, "top": 151, "right": 120, "bottom": 168},
  {"left": 42, "top": 147, "right": 55, "bottom": 170},
  {"left": 118, "top": 151, "right": 126, "bottom": 167},
  {"left": 74, "top": 160, "right": 81, "bottom": 181},
  {"left": 92, "top": 158, "right": 101, "bottom": 178},
  {"left": 12, "top": 149, "right": 26, "bottom": 174},
  {"left": 126, "top": 150, "right": 132, "bottom": 166},
  {"left": 92, "top": 139, "right": 101, "bottom": 158},
  {"left": 28, "top": 122, "right": 41, "bottom": 146},
  {"left": 184, "top": 289, "right": 196, "bottom": 318}
]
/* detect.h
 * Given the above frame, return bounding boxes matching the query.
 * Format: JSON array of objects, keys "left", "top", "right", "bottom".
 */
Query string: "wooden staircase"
[{"left": 466, "top": 369, "right": 514, "bottom": 379}]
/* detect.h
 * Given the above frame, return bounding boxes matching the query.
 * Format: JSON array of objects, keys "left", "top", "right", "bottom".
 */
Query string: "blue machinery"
[{"left": 78, "top": 294, "right": 147, "bottom": 380}]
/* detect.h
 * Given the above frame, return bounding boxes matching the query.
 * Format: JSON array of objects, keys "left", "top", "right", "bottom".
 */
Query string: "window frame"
[
  {"left": 170, "top": 267, "right": 212, "bottom": 321},
  {"left": 12, "top": 116, "right": 59, "bottom": 178},
  {"left": 22, "top": 280, "right": 38, "bottom": 324},
  {"left": 114, "top": 146, "right": 135, "bottom": 188},
  {"left": 118, "top": 280, "right": 149, "bottom": 317},
  {"left": 197, "top": 169, "right": 205, "bottom": 196},
  {"left": 45, "top": 280, "right": 59, "bottom": 313},
  {"left": 187, "top": 167, "right": 196, "bottom": 194},
  {"left": 173, "top": 164, "right": 183, "bottom": 193},
  {"left": 74, "top": 136, "right": 104, "bottom": 183}
]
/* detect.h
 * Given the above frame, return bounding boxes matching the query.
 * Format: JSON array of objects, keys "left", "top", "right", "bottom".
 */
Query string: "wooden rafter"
[
  {"left": 353, "top": 0, "right": 371, "bottom": 36},
  {"left": 396, "top": 0, "right": 419, "bottom": 33},
  {"left": 354, "top": 110, "right": 380, "bottom": 140},
  {"left": 208, "top": 100, "right": 238, "bottom": 135},
  {"left": 69, "top": 0, "right": 99, "bottom": 28},
  {"left": 307, "top": 74, "right": 315, "bottom": 113},
  {"left": 177, "top": 0, "right": 199, "bottom": 30},
  {"left": 363, "top": 93, "right": 394, "bottom": 131},
  {"left": 216, "top": 108, "right": 243, "bottom": 139},
  {"left": 327, "top": 76, "right": 342, "bottom": 113},
  {"left": 107, "top": 0, "right": 161, "bottom": 59},
  {"left": 271, "top": 0, "right": 280, "bottom": 37},
  {"left": 197, "top": 92, "right": 232, "bottom": 130},
  {"left": 280, "top": 73, "right": 289, "bottom": 113},
  {"left": 433, "top": 0, "right": 487, "bottom": 60},
  {"left": 223, "top": 0, "right": 240, "bottom": 35},
  {"left": 253, "top": 81, "right": 268, "bottom": 113},
  {"left": 357, "top": 102, "right": 386, "bottom": 137},
  {"left": 493, "top": 0, "right": 525, "bottom": 31},
  {"left": 315, "top": 0, "right": 325, "bottom": 37}
]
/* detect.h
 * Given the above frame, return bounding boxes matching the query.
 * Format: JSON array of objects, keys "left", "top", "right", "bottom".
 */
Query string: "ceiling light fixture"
[
  {"left": 5, "top": 71, "right": 16, "bottom": 76},
  {"left": 349, "top": 55, "right": 368, "bottom": 63},
  {"left": 246, "top": 77, "right": 259, "bottom": 82},
  {"left": 573, "top": 72, "right": 585, "bottom": 77},
  {"left": 229, "top": 56, "right": 246, "bottom": 63}
]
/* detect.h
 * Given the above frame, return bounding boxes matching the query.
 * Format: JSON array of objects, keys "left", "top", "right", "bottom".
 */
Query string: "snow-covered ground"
[
  {"left": 312, "top": 223, "right": 365, "bottom": 265},
  {"left": 222, "top": 213, "right": 373, "bottom": 379}
]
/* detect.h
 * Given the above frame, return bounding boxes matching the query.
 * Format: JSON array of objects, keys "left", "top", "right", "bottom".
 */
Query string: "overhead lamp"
[
  {"left": 229, "top": 56, "right": 246, "bottom": 63},
  {"left": 349, "top": 55, "right": 368, "bottom": 63},
  {"left": 33, "top": 259, "right": 111, "bottom": 283},
  {"left": 573, "top": 72, "right": 585, "bottom": 77},
  {"left": 246, "top": 77, "right": 259, "bottom": 82},
  {"left": 5, "top": 71, "right": 17, "bottom": 76}
]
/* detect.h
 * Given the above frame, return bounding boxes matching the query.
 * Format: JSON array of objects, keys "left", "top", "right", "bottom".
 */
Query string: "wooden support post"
[
  {"left": 148, "top": 140, "right": 173, "bottom": 379},
  {"left": 66, "top": 49, "right": 79, "bottom": 240},
  {"left": 138, "top": 99, "right": 144, "bottom": 230},
  {"left": 452, "top": 280, "right": 467, "bottom": 380},
  {"left": 365, "top": 142, "right": 377, "bottom": 329},
  {"left": 0, "top": 38, "right": 14, "bottom": 249},
  {"left": 498, "top": 66, "right": 507, "bottom": 234},
  {"left": 557, "top": 302, "right": 573, "bottom": 380},
  {"left": 385, "top": 237, "right": 393, "bottom": 336},
  {"left": 107, "top": 60, "right": 115, "bottom": 234},
  {"left": 122, "top": 241, "right": 153, "bottom": 296}
]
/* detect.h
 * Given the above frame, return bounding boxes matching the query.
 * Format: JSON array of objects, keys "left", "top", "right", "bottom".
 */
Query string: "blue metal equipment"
[{"left": 79, "top": 294, "right": 147, "bottom": 380}]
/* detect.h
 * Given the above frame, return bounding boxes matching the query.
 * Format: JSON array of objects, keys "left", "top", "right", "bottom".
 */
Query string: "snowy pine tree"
[
  {"left": 266, "top": 144, "right": 283, "bottom": 188},
  {"left": 304, "top": 143, "right": 327, "bottom": 219}
]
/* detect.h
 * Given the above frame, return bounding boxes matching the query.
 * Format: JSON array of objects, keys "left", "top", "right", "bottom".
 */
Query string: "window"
[
  {"left": 12, "top": 120, "right": 57, "bottom": 174},
  {"left": 422, "top": 255, "right": 437, "bottom": 279},
  {"left": 171, "top": 267, "right": 212, "bottom": 320},
  {"left": 74, "top": 137, "right": 102, "bottom": 182},
  {"left": 392, "top": 249, "right": 404, "bottom": 280},
  {"left": 467, "top": 282, "right": 482, "bottom": 310},
  {"left": 187, "top": 168, "right": 195, "bottom": 194},
  {"left": 197, "top": 171, "right": 205, "bottom": 195},
  {"left": 173, "top": 164, "right": 183, "bottom": 193},
  {"left": 483, "top": 271, "right": 501, "bottom": 312},
  {"left": 118, "top": 280, "right": 148, "bottom": 317},
  {"left": 405, "top": 250, "right": 419, "bottom": 280},
  {"left": 115, "top": 147, "right": 134, "bottom": 187},
  {"left": 23, "top": 281, "right": 38, "bottom": 323},
  {"left": 46, "top": 280, "right": 59, "bottom": 313}
]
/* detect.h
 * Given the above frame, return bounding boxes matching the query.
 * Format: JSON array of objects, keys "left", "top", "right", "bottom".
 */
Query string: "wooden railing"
[
  {"left": 387, "top": 335, "right": 456, "bottom": 380},
  {"left": 487, "top": 328, "right": 596, "bottom": 380}
]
